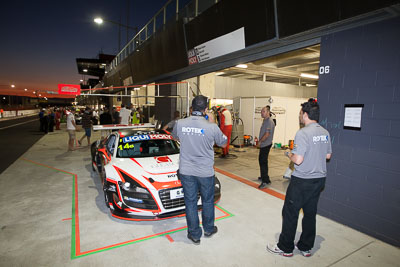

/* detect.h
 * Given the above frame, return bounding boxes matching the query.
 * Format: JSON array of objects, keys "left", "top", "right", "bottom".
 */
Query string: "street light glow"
[
  {"left": 11, "top": 84, "right": 15, "bottom": 88},
  {"left": 94, "top": 17, "right": 103, "bottom": 24},
  {"left": 24, "top": 88, "right": 28, "bottom": 91},
  {"left": 83, "top": 69, "right": 88, "bottom": 72}
]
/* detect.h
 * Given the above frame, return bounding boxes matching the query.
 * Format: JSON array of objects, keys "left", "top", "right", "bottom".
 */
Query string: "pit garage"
[{"left": 1, "top": 43, "right": 399, "bottom": 265}]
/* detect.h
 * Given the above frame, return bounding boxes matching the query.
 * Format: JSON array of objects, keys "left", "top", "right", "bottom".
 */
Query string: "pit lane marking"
[{"left": 21, "top": 158, "right": 234, "bottom": 259}]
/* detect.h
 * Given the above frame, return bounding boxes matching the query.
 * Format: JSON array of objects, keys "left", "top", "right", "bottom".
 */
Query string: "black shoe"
[
  {"left": 258, "top": 177, "right": 262, "bottom": 181},
  {"left": 219, "top": 154, "right": 226, "bottom": 158},
  {"left": 204, "top": 226, "right": 218, "bottom": 238},
  {"left": 187, "top": 234, "right": 200, "bottom": 245},
  {"left": 258, "top": 182, "right": 269, "bottom": 189}
]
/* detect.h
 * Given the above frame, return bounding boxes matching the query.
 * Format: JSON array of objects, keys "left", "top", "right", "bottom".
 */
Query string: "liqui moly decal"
[
  {"left": 123, "top": 135, "right": 150, "bottom": 143},
  {"left": 123, "top": 134, "right": 172, "bottom": 143}
]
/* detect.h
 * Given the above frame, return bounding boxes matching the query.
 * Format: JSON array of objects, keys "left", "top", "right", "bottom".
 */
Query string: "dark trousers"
[
  {"left": 277, "top": 176, "right": 326, "bottom": 253},
  {"left": 258, "top": 144, "right": 272, "bottom": 183}
]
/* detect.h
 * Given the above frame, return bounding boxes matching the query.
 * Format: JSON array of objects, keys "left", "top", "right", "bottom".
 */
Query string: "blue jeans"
[
  {"left": 277, "top": 176, "right": 326, "bottom": 253},
  {"left": 179, "top": 174, "right": 215, "bottom": 240}
]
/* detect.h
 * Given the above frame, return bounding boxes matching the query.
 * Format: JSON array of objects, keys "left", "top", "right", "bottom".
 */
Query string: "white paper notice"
[{"left": 344, "top": 107, "right": 362, "bottom": 128}]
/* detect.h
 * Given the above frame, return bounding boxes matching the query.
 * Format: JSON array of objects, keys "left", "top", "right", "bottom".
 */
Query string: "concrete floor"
[{"left": 0, "top": 125, "right": 399, "bottom": 266}]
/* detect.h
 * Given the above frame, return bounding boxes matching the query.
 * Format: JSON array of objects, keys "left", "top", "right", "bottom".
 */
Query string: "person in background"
[
  {"left": 119, "top": 104, "right": 131, "bottom": 124},
  {"left": 100, "top": 106, "right": 113, "bottom": 140},
  {"left": 78, "top": 107, "right": 93, "bottom": 146},
  {"left": 112, "top": 107, "right": 120, "bottom": 124},
  {"left": 132, "top": 107, "right": 140, "bottom": 124},
  {"left": 162, "top": 110, "right": 180, "bottom": 131},
  {"left": 267, "top": 98, "right": 332, "bottom": 257},
  {"left": 257, "top": 106, "right": 275, "bottom": 189},
  {"left": 172, "top": 95, "right": 228, "bottom": 245},
  {"left": 66, "top": 107, "right": 77, "bottom": 151},
  {"left": 48, "top": 108, "right": 55, "bottom": 132},
  {"left": 92, "top": 109, "right": 99, "bottom": 125},
  {"left": 218, "top": 106, "right": 233, "bottom": 158},
  {"left": 55, "top": 108, "right": 61, "bottom": 130},
  {"left": 39, "top": 108, "right": 45, "bottom": 132},
  {"left": 42, "top": 108, "right": 49, "bottom": 134}
]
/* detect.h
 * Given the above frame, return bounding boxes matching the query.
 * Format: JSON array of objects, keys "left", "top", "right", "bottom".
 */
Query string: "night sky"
[{"left": 0, "top": 0, "right": 168, "bottom": 93}]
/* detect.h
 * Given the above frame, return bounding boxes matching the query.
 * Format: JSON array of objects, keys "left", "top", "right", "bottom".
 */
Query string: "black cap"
[{"left": 192, "top": 95, "right": 208, "bottom": 111}]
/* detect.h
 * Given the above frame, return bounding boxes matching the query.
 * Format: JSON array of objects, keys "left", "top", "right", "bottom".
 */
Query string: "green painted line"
[
  {"left": 21, "top": 158, "right": 235, "bottom": 260},
  {"left": 70, "top": 174, "right": 77, "bottom": 260}
]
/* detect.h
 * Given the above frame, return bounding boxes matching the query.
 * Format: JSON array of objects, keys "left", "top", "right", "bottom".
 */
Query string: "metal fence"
[{"left": 107, "top": 0, "right": 219, "bottom": 74}]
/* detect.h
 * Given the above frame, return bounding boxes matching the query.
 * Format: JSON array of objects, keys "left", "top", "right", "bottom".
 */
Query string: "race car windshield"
[{"left": 117, "top": 136, "right": 180, "bottom": 158}]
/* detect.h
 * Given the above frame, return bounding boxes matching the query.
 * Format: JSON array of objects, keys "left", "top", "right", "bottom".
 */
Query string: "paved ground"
[
  {"left": 0, "top": 124, "right": 399, "bottom": 266},
  {"left": 0, "top": 115, "right": 44, "bottom": 174}
]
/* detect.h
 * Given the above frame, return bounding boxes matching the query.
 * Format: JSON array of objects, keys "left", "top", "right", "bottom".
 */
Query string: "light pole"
[{"left": 94, "top": 17, "right": 138, "bottom": 51}]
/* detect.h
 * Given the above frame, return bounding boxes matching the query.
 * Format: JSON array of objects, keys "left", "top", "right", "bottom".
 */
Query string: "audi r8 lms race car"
[{"left": 91, "top": 123, "right": 221, "bottom": 220}]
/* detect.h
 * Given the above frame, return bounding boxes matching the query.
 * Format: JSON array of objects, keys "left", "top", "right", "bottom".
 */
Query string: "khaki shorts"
[{"left": 68, "top": 130, "right": 76, "bottom": 140}]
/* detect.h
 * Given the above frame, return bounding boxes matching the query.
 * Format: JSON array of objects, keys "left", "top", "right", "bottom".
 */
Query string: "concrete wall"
[
  {"left": 317, "top": 17, "right": 400, "bottom": 247},
  {"left": 215, "top": 76, "right": 317, "bottom": 99}
]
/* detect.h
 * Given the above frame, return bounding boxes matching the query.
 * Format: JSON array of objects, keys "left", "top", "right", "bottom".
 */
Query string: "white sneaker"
[
  {"left": 295, "top": 245, "right": 312, "bottom": 257},
  {"left": 266, "top": 243, "right": 293, "bottom": 257}
]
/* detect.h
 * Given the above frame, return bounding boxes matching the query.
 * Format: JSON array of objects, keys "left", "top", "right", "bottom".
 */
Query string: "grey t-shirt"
[
  {"left": 259, "top": 117, "right": 275, "bottom": 147},
  {"left": 172, "top": 116, "right": 228, "bottom": 177},
  {"left": 292, "top": 122, "right": 332, "bottom": 179},
  {"left": 166, "top": 119, "right": 177, "bottom": 130}
]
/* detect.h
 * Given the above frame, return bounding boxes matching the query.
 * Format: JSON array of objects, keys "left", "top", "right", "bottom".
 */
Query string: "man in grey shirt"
[
  {"left": 267, "top": 98, "right": 332, "bottom": 257},
  {"left": 172, "top": 95, "right": 227, "bottom": 245},
  {"left": 258, "top": 106, "right": 275, "bottom": 189}
]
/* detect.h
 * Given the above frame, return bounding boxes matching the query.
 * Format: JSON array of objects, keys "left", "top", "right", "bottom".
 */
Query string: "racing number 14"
[{"left": 118, "top": 143, "right": 134, "bottom": 150}]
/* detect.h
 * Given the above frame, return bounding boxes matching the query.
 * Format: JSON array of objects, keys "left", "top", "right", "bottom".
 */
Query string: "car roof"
[{"left": 118, "top": 128, "right": 169, "bottom": 137}]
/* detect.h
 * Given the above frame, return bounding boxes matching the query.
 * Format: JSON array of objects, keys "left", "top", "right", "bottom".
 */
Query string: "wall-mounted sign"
[
  {"left": 343, "top": 104, "right": 364, "bottom": 130},
  {"left": 187, "top": 27, "right": 245, "bottom": 65},
  {"left": 58, "top": 84, "right": 81, "bottom": 95}
]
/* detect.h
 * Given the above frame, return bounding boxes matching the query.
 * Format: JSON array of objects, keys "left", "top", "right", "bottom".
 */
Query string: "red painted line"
[
  {"left": 62, "top": 218, "right": 72, "bottom": 221},
  {"left": 21, "top": 157, "right": 233, "bottom": 258},
  {"left": 165, "top": 235, "right": 174, "bottom": 243},
  {"left": 215, "top": 167, "right": 286, "bottom": 201}
]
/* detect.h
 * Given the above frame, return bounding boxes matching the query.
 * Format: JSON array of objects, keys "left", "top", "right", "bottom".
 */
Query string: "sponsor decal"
[
  {"left": 181, "top": 127, "right": 204, "bottom": 135},
  {"left": 312, "top": 135, "right": 329, "bottom": 143},
  {"left": 155, "top": 156, "right": 172, "bottom": 163},
  {"left": 167, "top": 174, "right": 177, "bottom": 178},
  {"left": 123, "top": 134, "right": 172, "bottom": 143},
  {"left": 123, "top": 135, "right": 150, "bottom": 143}
]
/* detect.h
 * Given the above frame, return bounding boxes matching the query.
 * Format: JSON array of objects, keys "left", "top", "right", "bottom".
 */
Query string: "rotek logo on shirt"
[
  {"left": 312, "top": 135, "right": 329, "bottom": 143},
  {"left": 181, "top": 127, "right": 204, "bottom": 135}
]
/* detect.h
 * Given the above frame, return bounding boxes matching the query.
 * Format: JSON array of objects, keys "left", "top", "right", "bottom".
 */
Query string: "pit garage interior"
[{"left": 1, "top": 0, "right": 400, "bottom": 266}]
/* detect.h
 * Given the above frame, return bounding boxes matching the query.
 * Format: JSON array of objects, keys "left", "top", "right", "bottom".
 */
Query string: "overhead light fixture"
[
  {"left": 24, "top": 88, "right": 28, "bottom": 91},
  {"left": 83, "top": 69, "right": 88, "bottom": 72},
  {"left": 134, "top": 87, "right": 140, "bottom": 90},
  {"left": 38, "top": 94, "right": 42, "bottom": 96},
  {"left": 305, "top": 84, "right": 317, "bottom": 87},
  {"left": 80, "top": 79, "right": 83, "bottom": 82},
  {"left": 101, "top": 63, "right": 106, "bottom": 66},
  {"left": 300, "top": 73, "right": 319, "bottom": 79},
  {"left": 235, "top": 64, "right": 248, "bottom": 69},
  {"left": 215, "top": 72, "right": 225, "bottom": 76},
  {"left": 94, "top": 17, "right": 103, "bottom": 24}
]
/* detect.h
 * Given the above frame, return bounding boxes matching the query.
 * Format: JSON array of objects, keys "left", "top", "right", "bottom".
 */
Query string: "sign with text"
[
  {"left": 188, "top": 27, "right": 245, "bottom": 65},
  {"left": 58, "top": 84, "right": 81, "bottom": 95},
  {"left": 343, "top": 104, "right": 364, "bottom": 130}
]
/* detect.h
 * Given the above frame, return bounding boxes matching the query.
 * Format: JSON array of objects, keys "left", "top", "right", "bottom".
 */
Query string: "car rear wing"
[{"left": 93, "top": 123, "right": 156, "bottom": 131}]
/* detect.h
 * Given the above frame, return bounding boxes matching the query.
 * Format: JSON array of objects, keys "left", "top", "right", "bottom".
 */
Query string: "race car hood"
[{"left": 130, "top": 154, "right": 179, "bottom": 174}]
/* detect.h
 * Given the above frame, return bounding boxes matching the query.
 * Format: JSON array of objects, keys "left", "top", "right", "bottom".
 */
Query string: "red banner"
[{"left": 58, "top": 84, "right": 81, "bottom": 95}]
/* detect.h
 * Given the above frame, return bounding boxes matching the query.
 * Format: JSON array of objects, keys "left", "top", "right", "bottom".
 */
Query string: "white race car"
[{"left": 91, "top": 124, "right": 221, "bottom": 220}]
